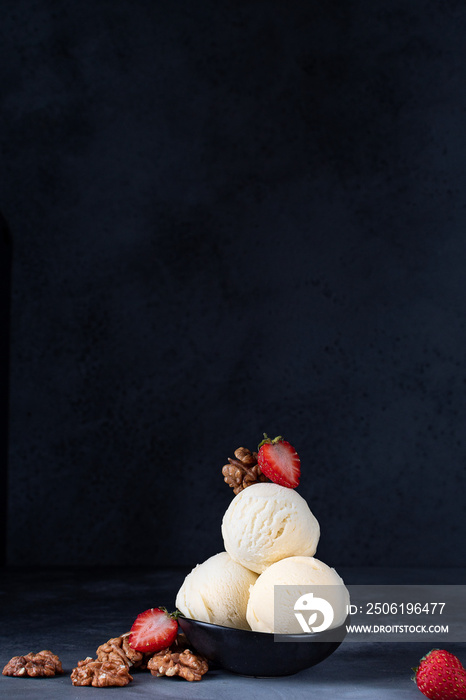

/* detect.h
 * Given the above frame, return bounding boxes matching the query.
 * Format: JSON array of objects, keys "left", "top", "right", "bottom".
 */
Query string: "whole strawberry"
[
  {"left": 257, "top": 434, "right": 301, "bottom": 489},
  {"left": 413, "top": 649, "right": 466, "bottom": 700}
]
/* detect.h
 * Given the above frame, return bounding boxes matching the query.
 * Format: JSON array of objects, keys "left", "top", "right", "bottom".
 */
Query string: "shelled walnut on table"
[
  {"left": 71, "top": 657, "right": 133, "bottom": 687},
  {"left": 147, "top": 645, "right": 209, "bottom": 682},
  {"left": 2, "top": 650, "right": 63, "bottom": 678}
]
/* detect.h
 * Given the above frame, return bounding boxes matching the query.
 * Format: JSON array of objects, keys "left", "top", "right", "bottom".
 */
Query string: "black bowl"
[{"left": 178, "top": 616, "right": 347, "bottom": 677}]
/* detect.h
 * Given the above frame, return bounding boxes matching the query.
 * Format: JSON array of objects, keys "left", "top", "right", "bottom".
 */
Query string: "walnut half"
[
  {"left": 70, "top": 657, "right": 133, "bottom": 687},
  {"left": 222, "top": 447, "right": 269, "bottom": 494},
  {"left": 147, "top": 647, "right": 208, "bottom": 682},
  {"left": 96, "top": 633, "right": 150, "bottom": 669},
  {"left": 2, "top": 650, "right": 63, "bottom": 677}
]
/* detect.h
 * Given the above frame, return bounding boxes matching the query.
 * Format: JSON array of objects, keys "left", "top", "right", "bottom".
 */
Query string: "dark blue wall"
[
  {"left": 2, "top": 0, "right": 466, "bottom": 568},
  {"left": 0, "top": 218, "right": 10, "bottom": 565}
]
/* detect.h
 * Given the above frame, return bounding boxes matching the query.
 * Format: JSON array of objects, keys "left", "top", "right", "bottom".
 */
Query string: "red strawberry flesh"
[
  {"left": 129, "top": 608, "right": 178, "bottom": 653},
  {"left": 257, "top": 435, "right": 301, "bottom": 488}
]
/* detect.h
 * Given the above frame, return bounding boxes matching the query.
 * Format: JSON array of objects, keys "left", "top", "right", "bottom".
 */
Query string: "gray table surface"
[{"left": 0, "top": 567, "right": 465, "bottom": 699}]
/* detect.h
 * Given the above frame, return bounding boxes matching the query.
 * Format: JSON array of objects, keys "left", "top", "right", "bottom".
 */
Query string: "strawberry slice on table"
[
  {"left": 128, "top": 608, "right": 179, "bottom": 653},
  {"left": 413, "top": 648, "right": 466, "bottom": 700},
  {"left": 257, "top": 434, "right": 301, "bottom": 489}
]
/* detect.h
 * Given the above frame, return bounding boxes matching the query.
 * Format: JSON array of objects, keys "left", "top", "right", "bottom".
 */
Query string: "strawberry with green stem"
[
  {"left": 129, "top": 607, "right": 180, "bottom": 654},
  {"left": 257, "top": 434, "right": 301, "bottom": 489}
]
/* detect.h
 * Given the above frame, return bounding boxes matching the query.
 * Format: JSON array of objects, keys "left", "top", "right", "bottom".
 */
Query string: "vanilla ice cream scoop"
[
  {"left": 246, "top": 555, "right": 349, "bottom": 634},
  {"left": 175, "top": 551, "right": 258, "bottom": 630},
  {"left": 221, "top": 482, "right": 320, "bottom": 574}
]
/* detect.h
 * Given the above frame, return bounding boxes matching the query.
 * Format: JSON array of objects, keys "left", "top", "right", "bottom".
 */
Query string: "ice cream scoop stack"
[{"left": 176, "top": 435, "right": 348, "bottom": 635}]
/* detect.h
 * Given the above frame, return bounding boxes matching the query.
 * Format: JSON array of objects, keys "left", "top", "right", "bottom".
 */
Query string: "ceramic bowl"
[{"left": 178, "top": 615, "right": 347, "bottom": 677}]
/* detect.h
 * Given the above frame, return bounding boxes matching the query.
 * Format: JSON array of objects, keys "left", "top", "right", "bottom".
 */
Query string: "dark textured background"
[{"left": 1, "top": 0, "right": 466, "bottom": 569}]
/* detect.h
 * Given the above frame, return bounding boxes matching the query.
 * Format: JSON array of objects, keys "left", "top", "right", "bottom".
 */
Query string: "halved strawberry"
[
  {"left": 128, "top": 607, "right": 179, "bottom": 653},
  {"left": 257, "top": 434, "right": 301, "bottom": 488}
]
